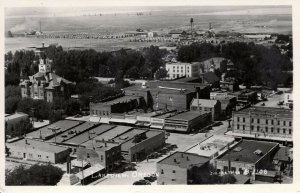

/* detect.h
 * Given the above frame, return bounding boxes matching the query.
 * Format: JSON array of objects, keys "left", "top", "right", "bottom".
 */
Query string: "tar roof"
[
  {"left": 217, "top": 140, "right": 278, "bottom": 163},
  {"left": 27, "top": 120, "right": 82, "bottom": 140},
  {"left": 47, "top": 121, "right": 100, "bottom": 143},
  {"left": 64, "top": 124, "right": 115, "bottom": 145},
  {"left": 5, "top": 113, "right": 28, "bottom": 120},
  {"left": 158, "top": 152, "right": 209, "bottom": 168},
  {"left": 200, "top": 72, "right": 220, "bottom": 84},
  {"left": 120, "top": 130, "right": 164, "bottom": 151},
  {"left": 8, "top": 139, "right": 68, "bottom": 153},
  {"left": 113, "top": 129, "right": 147, "bottom": 143},
  {"left": 91, "top": 126, "right": 133, "bottom": 141},
  {"left": 191, "top": 99, "right": 218, "bottom": 108},
  {"left": 166, "top": 111, "right": 202, "bottom": 121}
]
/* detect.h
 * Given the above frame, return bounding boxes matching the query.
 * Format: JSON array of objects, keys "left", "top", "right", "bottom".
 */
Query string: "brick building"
[
  {"left": 231, "top": 107, "right": 293, "bottom": 141},
  {"left": 20, "top": 58, "right": 74, "bottom": 103},
  {"left": 190, "top": 99, "right": 221, "bottom": 121},
  {"left": 164, "top": 111, "right": 212, "bottom": 133},
  {"left": 215, "top": 140, "right": 279, "bottom": 180},
  {"left": 157, "top": 152, "right": 210, "bottom": 185},
  {"left": 7, "top": 139, "right": 71, "bottom": 163}
]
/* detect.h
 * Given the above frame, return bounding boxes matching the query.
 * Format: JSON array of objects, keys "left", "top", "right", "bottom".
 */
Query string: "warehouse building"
[
  {"left": 90, "top": 95, "right": 145, "bottom": 117},
  {"left": 118, "top": 129, "right": 165, "bottom": 162},
  {"left": 230, "top": 107, "right": 293, "bottom": 142},
  {"left": 157, "top": 152, "right": 210, "bottom": 185},
  {"left": 7, "top": 139, "right": 71, "bottom": 163},
  {"left": 164, "top": 111, "right": 212, "bottom": 133},
  {"left": 215, "top": 139, "right": 279, "bottom": 180},
  {"left": 26, "top": 120, "right": 82, "bottom": 140}
]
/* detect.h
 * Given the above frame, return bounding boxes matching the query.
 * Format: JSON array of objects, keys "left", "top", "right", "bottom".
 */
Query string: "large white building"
[{"left": 165, "top": 62, "right": 201, "bottom": 79}]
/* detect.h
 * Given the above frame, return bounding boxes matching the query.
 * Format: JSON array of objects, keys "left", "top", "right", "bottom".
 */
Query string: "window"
[
  {"left": 271, "top": 120, "right": 274, "bottom": 125},
  {"left": 266, "top": 120, "right": 268, "bottom": 124},
  {"left": 251, "top": 126, "right": 254, "bottom": 131},
  {"left": 231, "top": 167, "right": 236, "bottom": 172},
  {"left": 237, "top": 125, "right": 240, "bottom": 130},
  {"left": 284, "top": 121, "right": 286, "bottom": 126},
  {"left": 101, "top": 155, "right": 103, "bottom": 161},
  {"left": 278, "top": 121, "right": 280, "bottom": 125},
  {"left": 237, "top": 117, "right": 240, "bottom": 122},
  {"left": 243, "top": 125, "right": 245, "bottom": 130},
  {"left": 251, "top": 118, "right": 254, "bottom": 123},
  {"left": 257, "top": 126, "right": 260, "bottom": 131},
  {"left": 172, "top": 170, "right": 176, "bottom": 173},
  {"left": 257, "top": 119, "right": 260, "bottom": 124},
  {"left": 289, "top": 121, "right": 292, "bottom": 127},
  {"left": 87, "top": 153, "right": 90, "bottom": 158},
  {"left": 265, "top": 127, "right": 268, "bottom": 132},
  {"left": 289, "top": 129, "right": 292, "bottom": 134},
  {"left": 46, "top": 156, "right": 49, "bottom": 158},
  {"left": 271, "top": 128, "right": 274, "bottom": 133},
  {"left": 38, "top": 155, "right": 41, "bottom": 158},
  {"left": 283, "top": 129, "right": 286, "bottom": 134},
  {"left": 171, "top": 179, "right": 176, "bottom": 181},
  {"left": 277, "top": 128, "right": 280, "bottom": 133},
  {"left": 243, "top": 118, "right": 245, "bottom": 122},
  {"left": 224, "top": 166, "right": 228, "bottom": 172},
  {"left": 161, "top": 169, "right": 164, "bottom": 174}
]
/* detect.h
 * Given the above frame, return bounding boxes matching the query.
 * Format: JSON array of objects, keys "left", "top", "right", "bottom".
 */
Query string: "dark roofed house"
[
  {"left": 190, "top": 99, "right": 221, "bottom": 121},
  {"left": 199, "top": 72, "right": 220, "bottom": 88}
]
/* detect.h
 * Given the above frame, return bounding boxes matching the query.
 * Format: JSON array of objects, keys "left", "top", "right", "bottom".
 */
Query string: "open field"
[{"left": 5, "top": 6, "right": 292, "bottom": 53}]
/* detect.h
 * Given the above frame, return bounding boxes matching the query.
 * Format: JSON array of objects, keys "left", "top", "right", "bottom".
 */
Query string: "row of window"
[
  {"left": 172, "top": 66, "right": 190, "bottom": 69},
  {"left": 237, "top": 117, "right": 292, "bottom": 126},
  {"left": 173, "top": 70, "right": 189, "bottom": 73},
  {"left": 236, "top": 124, "right": 292, "bottom": 134},
  {"left": 91, "top": 110, "right": 110, "bottom": 116}
]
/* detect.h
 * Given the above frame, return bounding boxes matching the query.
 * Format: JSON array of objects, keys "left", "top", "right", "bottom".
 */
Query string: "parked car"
[{"left": 133, "top": 179, "right": 151, "bottom": 185}]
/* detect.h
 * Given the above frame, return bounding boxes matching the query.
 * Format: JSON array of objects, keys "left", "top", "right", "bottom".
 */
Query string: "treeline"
[{"left": 177, "top": 41, "right": 293, "bottom": 88}]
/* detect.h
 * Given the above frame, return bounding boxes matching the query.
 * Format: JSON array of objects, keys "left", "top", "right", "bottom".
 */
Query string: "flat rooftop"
[
  {"left": 158, "top": 151, "right": 209, "bottom": 168},
  {"left": 186, "top": 135, "right": 235, "bottom": 158},
  {"left": 112, "top": 128, "right": 147, "bottom": 144},
  {"left": 94, "top": 95, "right": 141, "bottom": 106},
  {"left": 191, "top": 99, "right": 218, "bottom": 108},
  {"left": 89, "top": 126, "right": 133, "bottom": 142},
  {"left": 7, "top": 139, "right": 69, "bottom": 153},
  {"left": 81, "top": 139, "right": 119, "bottom": 151},
  {"left": 47, "top": 121, "right": 100, "bottom": 143},
  {"left": 121, "top": 130, "right": 164, "bottom": 151},
  {"left": 166, "top": 111, "right": 203, "bottom": 121},
  {"left": 5, "top": 112, "right": 28, "bottom": 120},
  {"left": 64, "top": 124, "right": 115, "bottom": 145},
  {"left": 217, "top": 140, "right": 278, "bottom": 164},
  {"left": 26, "top": 120, "right": 82, "bottom": 140},
  {"left": 235, "top": 106, "right": 292, "bottom": 116}
]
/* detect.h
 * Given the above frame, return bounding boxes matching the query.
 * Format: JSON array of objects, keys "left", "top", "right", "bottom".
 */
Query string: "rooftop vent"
[
  {"left": 233, "top": 147, "right": 243, "bottom": 152},
  {"left": 253, "top": 149, "right": 263, "bottom": 156}
]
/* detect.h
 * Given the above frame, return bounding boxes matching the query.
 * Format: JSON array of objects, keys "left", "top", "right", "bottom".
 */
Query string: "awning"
[
  {"left": 110, "top": 118, "right": 136, "bottom": 124},
  {"left": 150, "top": 125, "right": 164, "bottom": 129},
  {"left": 89, "top": 116, "right": 100, "bottom": 123},
  {"left": 99, "top": 117, "right": 110, "bottom": 124},
  {"left": 71, "top": 159, "right": 89, "bottom": 168},
  {"left": 75, "top": 163, "right": 105, "bottom": 180}
]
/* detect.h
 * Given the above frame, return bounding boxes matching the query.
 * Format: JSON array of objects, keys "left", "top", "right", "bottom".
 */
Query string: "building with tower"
[{"left": 20, "top": 58, "right": 74, "bottom": 102}]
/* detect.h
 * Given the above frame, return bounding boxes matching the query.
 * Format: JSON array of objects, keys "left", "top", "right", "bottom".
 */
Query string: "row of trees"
[
  {"left": 6, "top": 164, "right": 64, "bottom": 185},
  {"left": 177, "top": 41, "right": 293, "bottom": 88}
]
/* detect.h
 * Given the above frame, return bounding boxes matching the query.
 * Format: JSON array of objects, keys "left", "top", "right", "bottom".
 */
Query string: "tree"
[
  {"left": 5, "top": 96, "right": 21, "bottom": 114},
  {"left": 6, "top": 164, "right": 64, "bottom": 185},
  {"left": 65, "top": 101, "right": 81, "bottom": 116},
  {"left": 155, "top": 68, "right": 168, "bottom": 80}
]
